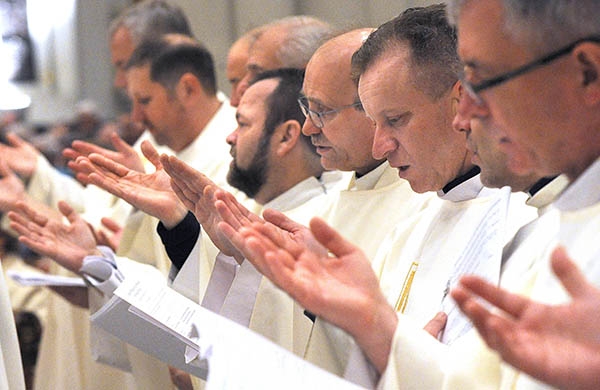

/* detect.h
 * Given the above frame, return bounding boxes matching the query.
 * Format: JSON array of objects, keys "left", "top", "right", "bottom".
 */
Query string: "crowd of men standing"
[{"left": 0, "top": 0, "right": 599, "bottom": 389}]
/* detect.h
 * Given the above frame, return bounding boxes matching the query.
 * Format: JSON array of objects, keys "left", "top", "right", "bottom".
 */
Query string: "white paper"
[
  {"left": 7, "top": 270, "right": 86, "bottom": 287},
  {"left": 98, "top": 276, "right": 364, "bottom": 389},
  {"left": 440, "top": 186, "right": 510, "bottom": 344},
  {"left": 91, "top": 278, "right": 209, "bottom": 379}
]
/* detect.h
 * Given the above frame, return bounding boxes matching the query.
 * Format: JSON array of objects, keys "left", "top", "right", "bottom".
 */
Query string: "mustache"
[{"left": 310, "top": 134, "right": 327, "bottom": 145}]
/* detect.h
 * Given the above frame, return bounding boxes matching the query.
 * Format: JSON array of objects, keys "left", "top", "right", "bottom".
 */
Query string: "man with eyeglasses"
[
  {"left": 219, "top": 6, "right": 539, "bottom": 387},
  {"left": 269, "top": 1, "right": 600, "bottom": 389},
  {"left": 445, "top": 0, "right": 600, "bottom": 388},
  {"left": 290, "top": 28, "right": 438, "bottom": 379}
]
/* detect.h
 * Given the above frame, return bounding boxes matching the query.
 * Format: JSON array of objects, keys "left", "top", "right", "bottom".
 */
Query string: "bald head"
[
  {"left": 302, "top": 29, "right": 383, "bottom": 175},
  {"left": 228, "top": 27, "right": 265, "bottom": 107},
  {"left": 234, "top": 16, "right": 333, "bottom": 103},
  {"left": 307, "top": 29, "right": 373, "bottom": 103}
]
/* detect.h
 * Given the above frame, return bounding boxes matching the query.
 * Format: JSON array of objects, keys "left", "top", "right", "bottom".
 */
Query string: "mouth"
[
  {"left": 314, "top": 145, "right": 332, "bottom": 154},
  {"left": 397, "top": 165, "right": 410, "bottom": 172}
]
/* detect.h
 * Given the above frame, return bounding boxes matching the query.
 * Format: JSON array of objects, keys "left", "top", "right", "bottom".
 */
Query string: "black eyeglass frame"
[
  {"left": 297, "top": 96, "right": 362, "bottom": 129},
  {"left": 463, "top": 36, "right": 600, "bottom": 104}
]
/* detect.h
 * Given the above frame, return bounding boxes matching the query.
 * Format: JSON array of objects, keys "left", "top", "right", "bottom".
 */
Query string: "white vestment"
[
  {"left": 89, "top": 95, "right": 237, "bottom": 389},
  {"left": 31, "top": 132, "right": 165, "bottom": 390},
  {"left": 0, "top": 263, "right": 25, "bottom": 390},
  {"left": 376, "top": 172, "right": 588, "bottom": 390},
  {"left": 302, "top": 163, "right": 438, "bottom": 381},
  {"left": 307, "top": 174, "right": 538, "bottom": 387}
]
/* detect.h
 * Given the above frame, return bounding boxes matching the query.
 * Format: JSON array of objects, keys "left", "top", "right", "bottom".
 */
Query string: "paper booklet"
[
  {"left": 91, "top": 276, "right": 365, "bottom": 389},
  {"left": 7, "top": 270, "right": 87, "bottom": 287}
]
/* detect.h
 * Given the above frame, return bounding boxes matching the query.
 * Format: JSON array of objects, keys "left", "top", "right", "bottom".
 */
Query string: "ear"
[
  {"left": 451, "top": 80, "right": 462, "bottom": 116},
  {"left": 176, "top": 73, "right": 201, "bottom": 100},
  {"left": 273, "top": 119, "right": 302, "bottom": 157},
  {"left": 574, "top": 43, "right": 600, "bottom": 105}
]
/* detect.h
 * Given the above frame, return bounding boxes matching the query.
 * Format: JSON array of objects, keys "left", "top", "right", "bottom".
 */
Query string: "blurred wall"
[{"left": 20, "top": 0, "right": 441, "bottom": 125}]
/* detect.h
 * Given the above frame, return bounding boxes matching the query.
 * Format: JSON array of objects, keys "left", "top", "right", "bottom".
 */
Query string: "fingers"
[
  {"left": 550, "top": 246, "right": 592, "bottom": 299},
  {"left": 71, "top": 139, "right": 102, "bottom": 157},
  {"left": 309, "top": 217, "right": 358, "bottom": 258},
  {"left": 0, "top": 158, "right": 15, "bottom": 177},
  {"left": 455, "top": 275, "right": 530, "bottom": 319},
  {"left": 423, "top": 312, "right": 447, "bottom": 338},
  {"left": 101, "top": 217, "right": 122, "bottom": 233},
  {"left": 5, "top": 132, "right": 25, "bottom": 147},
  {"left": 57, "top": 201, "right": 79, "bottom": 225},
  {"left": 140, "top": 140, "right": 162, "bottom": 171},
  {"left": 110, "top": 132, "right": 134, "bottom": 156},
  {"left": 14, "top": 201, "right": 48, "bottom": 226},
  {"left": 451, "top": 285, "right": 499, "bottom": 345},
  {"left": 263, "top": 209, "right": 301, "bottom": 232},
  {"left": 88, "top": 153, "right": 130, "bottom": 177}
]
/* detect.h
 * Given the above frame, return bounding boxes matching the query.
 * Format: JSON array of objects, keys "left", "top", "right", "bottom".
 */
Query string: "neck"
[
  {"left": 172, "top": 96, "right": 222, "bottom": 152},
  {"left": 256, "top": 158, "right": 323, "bottom": 205},
  {"left": 355, "top": 159, "right": 386, "bottom": 178}
]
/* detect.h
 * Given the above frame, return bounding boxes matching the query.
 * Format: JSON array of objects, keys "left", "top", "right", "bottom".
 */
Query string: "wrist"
[
  {"left": 161, "top": 203, "right": 189, "bottom": 229},
  {"left": 353, "top": 296, "right": 398, "bottom": 373}
]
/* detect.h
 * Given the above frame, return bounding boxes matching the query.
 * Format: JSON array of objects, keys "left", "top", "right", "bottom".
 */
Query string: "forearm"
[
  {"left": 351, "top": 300, "right": 399, "bottom": 373},
  {"left": 157, "top": 211, "right": 201, "bottom": 269}
]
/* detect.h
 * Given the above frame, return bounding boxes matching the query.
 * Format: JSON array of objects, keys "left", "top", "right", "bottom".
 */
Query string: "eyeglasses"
[
  {"left": 297, "top": 96, "right": 362, "bottom": 129},
  {"left": 463, "top": 35, "right": 600, "bottom": 105}
]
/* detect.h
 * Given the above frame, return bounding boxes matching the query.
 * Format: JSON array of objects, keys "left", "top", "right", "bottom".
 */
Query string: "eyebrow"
[
  {"left": 235, "top": 111, "right": 249, "bottom": 122},
  {"left": 300, "top": 93, "right": 329, "bottom": 108},
  {"left": 462, "top": 58, "right": 499, "bottom": 77}
]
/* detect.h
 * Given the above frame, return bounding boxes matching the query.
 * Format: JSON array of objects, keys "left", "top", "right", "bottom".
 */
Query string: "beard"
[{"left": 227, "top": 138, "right": 270, "bottom": 199}]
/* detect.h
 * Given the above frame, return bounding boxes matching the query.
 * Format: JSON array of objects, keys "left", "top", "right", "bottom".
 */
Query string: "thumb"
[
  {"left": 551, "top": 246, "right": 592, "bottom": 299},
  {"left": 57, "top": 201, "right": 79, "bottom": 225},
  {"left": 110, "top": 132, "right": 134, "bottom": 155},
  {"left": 141, "top": 140, "right": 163, "bottom": 170}
]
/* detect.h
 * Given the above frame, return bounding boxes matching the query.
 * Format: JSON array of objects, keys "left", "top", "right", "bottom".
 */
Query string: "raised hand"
[
  {"left": 161, "top": 155, "right": 242, "bottom": 258},
  {"left": 8, "top": 201, "right": 98, "bottom": 274},
  {"left": 0, "top": 158, "right": 27, "bottom": 213},
  {"left": 0, "top": 133, "right": 40, "bottom": 179},
  {"left": 451, "top": 247, "right": 600, "bottom": 390},
  {"left": 80, "top": 141, "right": 188, "bottom": 228},
  {"left": 64, "top": 131, "right": 144, "bottom": 174},
  {"left": 220, "top": 216, "right": 398, "bottom": 373},
  {"left": 95, "top": 217, "right": 123, "bottom": 251}
]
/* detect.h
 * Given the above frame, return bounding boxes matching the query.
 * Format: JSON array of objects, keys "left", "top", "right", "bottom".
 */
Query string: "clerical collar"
[
  {"left": 554, "top": 156, "right": 600, "bottom": 211},
  {"left": 527, "top": 177, "right": 555, "bottom": 197},
  {"left": 526, "top": 175, "right": 569, "bottom": 210},
  {"left": 441, "top": 166, "right": 481, "bottom": 194}
]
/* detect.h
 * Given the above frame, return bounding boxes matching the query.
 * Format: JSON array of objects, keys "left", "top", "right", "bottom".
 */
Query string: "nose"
[
  {"left": 130, "top": 102, "right": 144, "bottom": 123},
  {"left": 371, "top": 124, "right": 396, "bottom": 160},
  {"left": 229, "top": 82, "right": 242, "bottom": 107},
  {"left": 235, "top": 74, "right": 252, "bottom": 102},
  {"left": 114, "top": 68, "right": 127, "bottom": 90},
  {"left": 457, "top": 89, "right": 489, "bottom": 123},
  {"left": 301, "top": 117, "right": 320, "bottom": 136},
  {"left": 226, "top": 127, "right": 238, "bottom": 146},
  {"left": 452, "top": 108, "right": 471, "bottom": 134}
]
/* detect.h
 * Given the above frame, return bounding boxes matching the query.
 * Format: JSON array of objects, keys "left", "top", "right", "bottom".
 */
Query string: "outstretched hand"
[
  {"left": 64, "top": 131, "right": 144, "bottom": 175},
  {"left": 0, "top": 133, "right": 40, "bottom": 179},
  {"left": 95, "top": 217, "right": 123, "bottom": 251},
  {"left": 162, "top": 154, "right": 244, "bottom": 259},
  {"left": 0, "top": 158, "right": 27, "bottom": 213},
  {"left": 76, "top": 141, "right": 188, "bottom": 228},
  {"left": 8, "top": 200, "right": 99, "bottom": 274},
  {"left": 452, "top": 247, "right": 600, "bottom": 390},
  {"left": 219, "top": 215, "right": 398, "bottom": 373}
]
